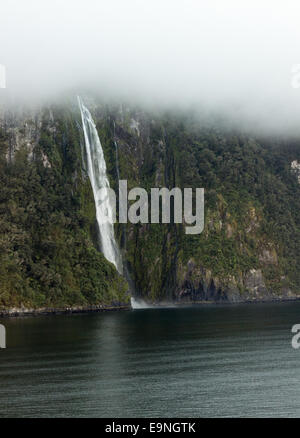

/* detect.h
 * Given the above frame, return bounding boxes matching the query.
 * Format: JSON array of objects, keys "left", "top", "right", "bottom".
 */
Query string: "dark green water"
[{"left": 0, "top": 302, "right": 300, "bottom": 417}]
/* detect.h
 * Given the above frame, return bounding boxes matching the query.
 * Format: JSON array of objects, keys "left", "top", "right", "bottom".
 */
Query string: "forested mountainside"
[
  {"left": 1, "top": 97, "right": 300, "bottom": 309},
  {"left": 0, "top": 103, "right": 128, "bottom": 309}
]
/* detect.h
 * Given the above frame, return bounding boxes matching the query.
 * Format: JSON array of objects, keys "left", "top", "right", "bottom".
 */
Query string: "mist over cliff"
[{"left": 1, "top": 0, "right": 300, "bottom": 134}]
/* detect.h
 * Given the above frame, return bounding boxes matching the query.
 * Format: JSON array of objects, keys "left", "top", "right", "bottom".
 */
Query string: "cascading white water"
[
  {"left": 78, "top": 96, "right": 122, "bottom": 274},
  {"left": 78, "top": 97, "right": 152, "bottom": 309}
]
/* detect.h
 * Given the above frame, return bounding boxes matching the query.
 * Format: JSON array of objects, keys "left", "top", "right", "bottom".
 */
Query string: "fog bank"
[{"left": 1, "top": 0, "right": 300, "bottom": 133}]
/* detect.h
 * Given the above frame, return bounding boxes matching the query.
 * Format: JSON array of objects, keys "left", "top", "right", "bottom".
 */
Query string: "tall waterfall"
[{"left": 78, "top": 96, "right": 122, "bottom": 274}]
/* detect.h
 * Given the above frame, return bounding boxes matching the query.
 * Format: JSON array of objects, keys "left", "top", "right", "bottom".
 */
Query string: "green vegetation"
[
  {"left": 0, "top": 107, "right": 129, "bottom": 309},
  {"left": 1, "top": 99, "right": 300, "bottom": 307},
  {"left": 94, "top": 105, "right": 300, "bottom": 300}
]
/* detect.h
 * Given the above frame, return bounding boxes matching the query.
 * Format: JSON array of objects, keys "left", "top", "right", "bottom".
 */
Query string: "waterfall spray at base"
[
  {"left": 130, "top": 297, "right": 155, "bottom": 309},
  {"left": 78, "top": 96, "right": 122, "bottom": 274}
]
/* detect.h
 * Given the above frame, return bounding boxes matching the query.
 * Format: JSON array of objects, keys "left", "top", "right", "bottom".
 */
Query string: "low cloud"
[{"left": 1, "top": 0, "right": 300, "bottom": 133}]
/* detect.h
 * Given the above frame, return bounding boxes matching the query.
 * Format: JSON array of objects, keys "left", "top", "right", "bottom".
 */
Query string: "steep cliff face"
[
  {"left": 1, "top": 98, "right": 300, "bottom": 307},
  {"left": 0, "top": 103, "right": 129, "bottom": 310},
  {"left": 92, "top": 100, "right": 300, "bottom": 302}
]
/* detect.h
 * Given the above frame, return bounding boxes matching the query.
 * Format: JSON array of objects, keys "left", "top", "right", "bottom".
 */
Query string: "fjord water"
[{"left": 1, "top": 302, "right": 300, "bottom": 418}]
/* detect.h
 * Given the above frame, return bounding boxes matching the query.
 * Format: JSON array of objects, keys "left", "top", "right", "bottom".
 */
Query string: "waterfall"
[{"left": 78, "top": 96, "right": 122, "bottom": 274}]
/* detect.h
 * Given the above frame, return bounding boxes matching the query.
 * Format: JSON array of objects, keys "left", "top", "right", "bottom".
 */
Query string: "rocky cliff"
[
  {"left": 92, "top": 99, "right": 300, "bottom": 303},
  {"left": 1, "top": 97, "right": 300, "bottom": 308}
]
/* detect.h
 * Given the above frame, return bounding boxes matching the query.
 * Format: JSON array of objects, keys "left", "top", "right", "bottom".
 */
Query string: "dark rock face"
[
  {"left": 176, "top": 266, "right": 297, "bottom": 304},
  {"left": 179, "top": 279, "right": 227, "bottom": 302}
]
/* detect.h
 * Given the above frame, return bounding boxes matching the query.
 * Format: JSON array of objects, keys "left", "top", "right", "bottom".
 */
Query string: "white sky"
[{"left": 1, "top": 0, "right": 300, "bottom": 131}]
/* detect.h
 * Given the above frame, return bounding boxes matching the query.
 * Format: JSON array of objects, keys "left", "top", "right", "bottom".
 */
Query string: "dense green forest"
[
  {"left": 96, "top": 104, "right": 300, "bottom": 302},
  {"left": 0, "top": 99, "right": 300, "bottom": 309},
  {"left": 0, "top": 106, "right": 128, "bottom": 309}
]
